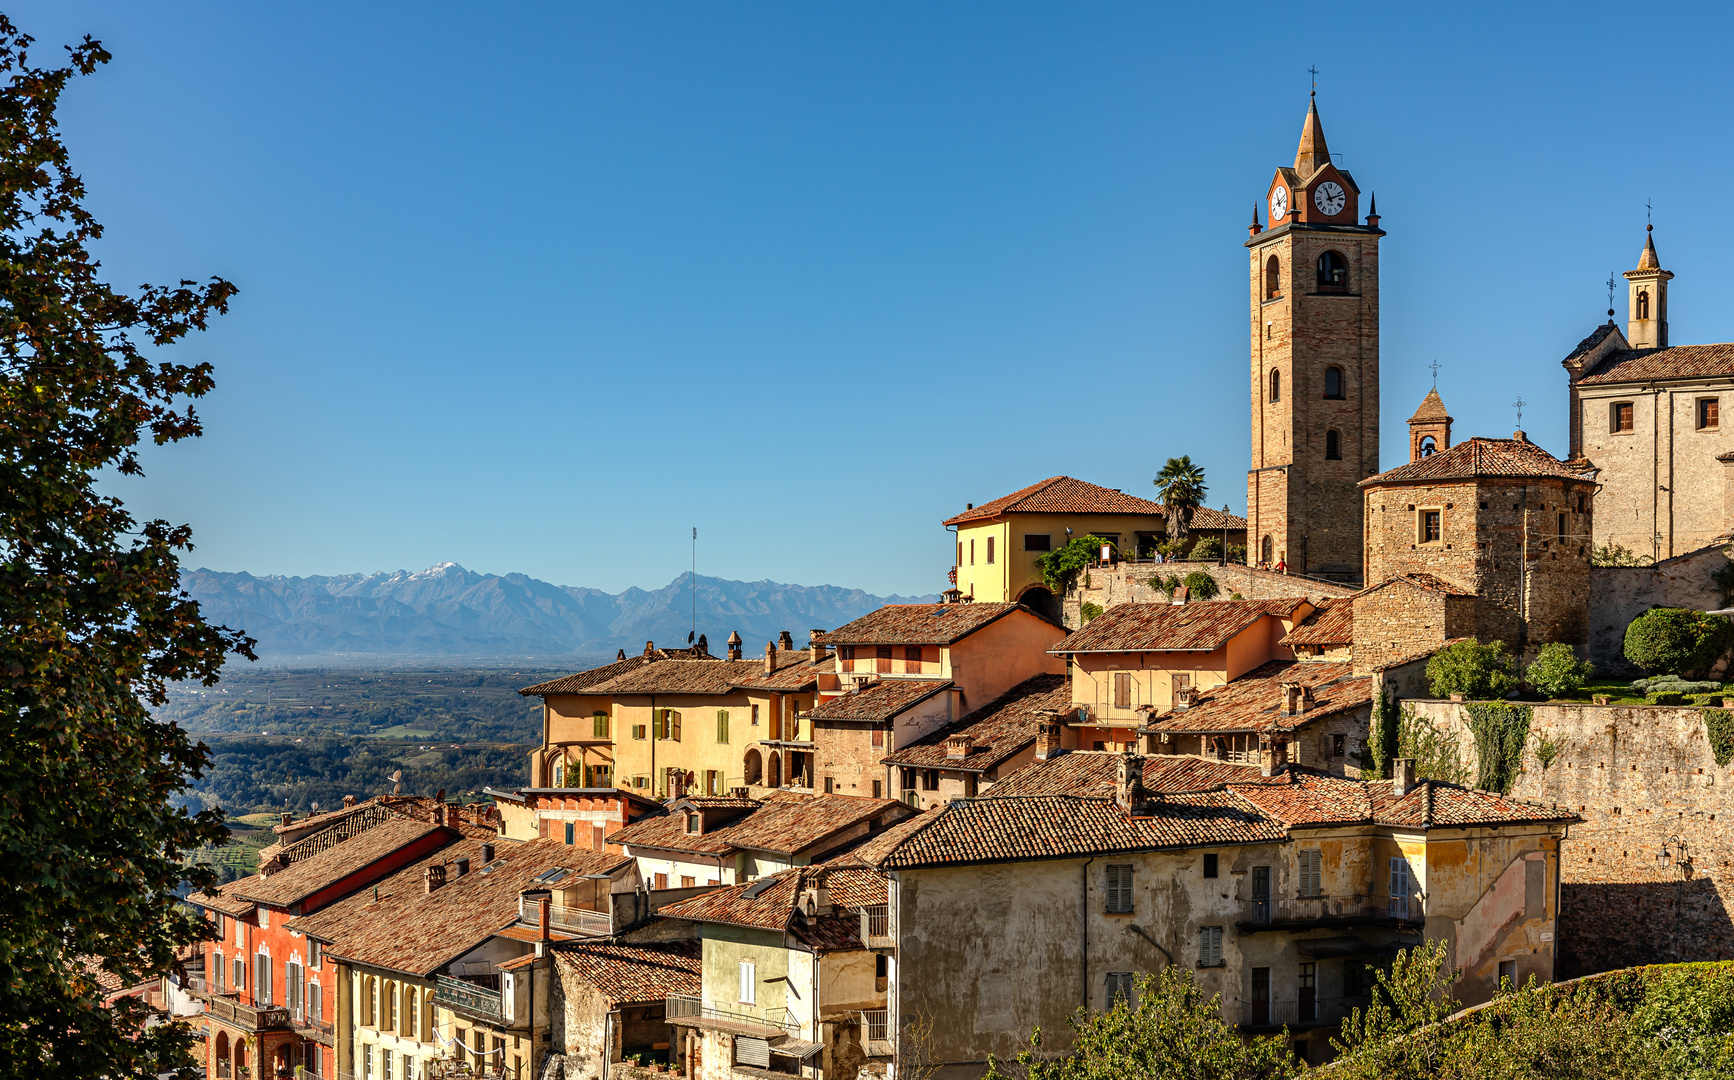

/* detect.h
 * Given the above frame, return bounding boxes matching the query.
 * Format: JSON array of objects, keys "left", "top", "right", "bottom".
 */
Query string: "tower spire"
[
  {"left": 1637, "top": 224, "right": 1660, "bottom": 270},
  {"left": 1294, "top": 94, "right": 1331, "bottom": 177}
]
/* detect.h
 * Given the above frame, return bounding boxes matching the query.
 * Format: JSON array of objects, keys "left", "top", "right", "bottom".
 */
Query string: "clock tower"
[{"left": 1245, "top": 93, "right": 1383, "bottom": 580}]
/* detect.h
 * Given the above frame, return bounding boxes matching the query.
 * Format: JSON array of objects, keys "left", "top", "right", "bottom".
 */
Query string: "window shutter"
[
  {"left": 1105, "top": 972, "right": 1136, "bottom": 1005},
  {"left": 1299, "top": 850, "right": 1321, "bottom": 897},
  {"left": 1200, "top": 926, "right": 1223, "bottom": 966},
  {"left": 1105, "top": 865, "right": 1134, "bottom": 914},
  {"left": 594, "top": 711, "right": 609, "bottom": 738},
  {"left": 717, "top": 711, "right": 729, "bottom": 743},
  {"left": 740, "top": 960, "right": 756, "bottom": 1004},
  {"left": 673, "top": 711, "right": 682, "bottom": 742},
  {"left": 736, "top": 1037, "right": 771, "bottom": 1069}
]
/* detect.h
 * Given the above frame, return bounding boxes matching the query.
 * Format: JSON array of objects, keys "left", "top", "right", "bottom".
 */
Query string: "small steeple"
[
  {"left": 1623, "top": 223, "right": 1673, "bottom": 349},
  {"left": 1636, "top": 227, "right": 1660, "bottom": 270},
  {"left": 1294, "top": 94, "right": 1332, "bottom": 178},
  {"left": 1407, "top": 388, "right": 1453, "bottom": 462}
]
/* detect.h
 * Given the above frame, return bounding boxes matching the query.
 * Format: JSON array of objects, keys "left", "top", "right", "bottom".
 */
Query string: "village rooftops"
[
  {"left": 1143, "top": 660, "right": 1372, "bottom": 736},
  {"left": 576, "top": 659, "right": 768, "bottom": 696},
  {"left": 1361, "top": 572, "right": 1476, "bottom": 598},
  {"left": 1359, "top": 436, "right": 1595, "bottom": 487},
  {"left": 1050, "top": 598, "right": 1309, "bottom": 654},
  {"left": 729, "top": 648, "right": 837, "bottom": 692},
  {"left": 519, "top": 643, "right": 719, "bottom": 698},
  {"left": 941, "top": 475, "right": 1171, "bottom": 527},
  {"left": 552, "top": 940, "right": 702, "bottom": 1006},
  {"left": 656, "top": 863, "right": 885, "bottom": 949},
  {"left": 880, "top": 674, "right": 1068, "bottom": 773},
  {"left": 816, "top": 602, "right": 1053, "bottom": 646},
  {"left": 806, "top": 678, "right": 952, "bottom": 723},
  {"left": 610, "top": 792, "right": 912, "bottom": 860},
  {"left": 984, "top": 750, "right": 1276, "bottom": 799},
  {"left": 1280, "top": 598, "right": 1353, "bottom": 647},
  {"left": 219, "top": 814, "right": 453, "bottom": 911}
]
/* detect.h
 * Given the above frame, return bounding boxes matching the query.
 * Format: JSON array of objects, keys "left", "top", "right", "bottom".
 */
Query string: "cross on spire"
[
  {"left": 1646, "top": 198, "right": 1652, "bottom": 227},
  {"left": 1307, "top": 65, "right": 1319, "bottom": 95},
  {"left": 1513, "top": 396, "right": 1528, "bottom": 429},
  {"left": 1428, "top": 359, "right": 1442, "bottom": 388}
]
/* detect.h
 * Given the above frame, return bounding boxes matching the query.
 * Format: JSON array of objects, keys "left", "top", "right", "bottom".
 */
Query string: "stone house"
[
  {"left": 1279, "top": 597, "right": 1353, "bottom": 662},
  {"left": 609, "top": 792, "right": 914, "bottom": 888},
  {"left": 880, "top": 673, "right": 1071, "bottom": 809},
  {"left": 1348, "top": 573, "right": 1476, "bottom": 675},
  {"left": 548, "top": 940, "right": 703, "bottom": 1077},
  {"left": 1140, "top": 659, "right": 1373, "bottom": 776},
  {"left": 1049, "top": 597, "right": 1315, "bottom": 751},
  {"left": 656, "top": 864, "right": 892, "bottom": 1080},
  {"left": 860, "top": 749, "right": 1578, "bottom": 1072}
]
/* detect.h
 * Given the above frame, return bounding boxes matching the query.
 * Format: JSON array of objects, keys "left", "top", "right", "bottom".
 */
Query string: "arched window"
[
  {"left": 409, "top": 987, "right": 419, "bottom": 1039},
  {"left": 1317, "top": 250, "right": 1349, "bottom": 291},
  {"left": 1420, "top": 435, "right": 1438, "bottom": 457},
  {"left": 1637, "top": 289, "right": 1650, "bottom": 319},
  {"left": 1264, "top": 255, "right": 1281, "bottom": 300},
  {"left": 1270, "top": 369, "right": 1281, "bottom": 402},
  {"left": 1260, "top": 535, "right": 1274, "bottom": 565},
  {"left": 1325, "top": 430, "right": 1342, "bottom": 459},
  {"left": 1324, "top": 365, "right": 1344, "bottom": 399}
]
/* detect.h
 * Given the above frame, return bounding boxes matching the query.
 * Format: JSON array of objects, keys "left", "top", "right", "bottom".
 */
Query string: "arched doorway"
[
  {"left": 743, "top": 748, "right": 763, "bottom": 785},
  {"left": 232, "top": 1038, "right": 248, "bottom": 1078},
  {"left": 214, "top": 1032, "right": 229, "bottom": 1078},
  {"left": 1017, "top": 585, "right": 1060, "bottom": 622},
  {"left": 768, "top": 752, "right": 782, "bottom": 788},
  {"left": 275, "top": 1043, "right": 294, "bottom": 1079},
  {"left": 1261, "top": 535, "right": 1274, "bottom": 565}
]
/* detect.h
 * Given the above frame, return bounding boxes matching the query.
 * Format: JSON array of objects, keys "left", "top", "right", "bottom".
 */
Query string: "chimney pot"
[
  {"left": 945, "top": 735, "right": 972, "bottom": 760},
  {"left": 482, "top": 842, "right": 495, "bottom": 863},
  {"left": 425, "top": 864, "right": 446, "bottom": 894},
  {"left": 1115, "top": 749, "right": 1147, "bottom": 814},
  {"left": 644, "top": 640, "right": 655, "bottom": 657},
  {"left": 1394, "top": 757, "right": 1417, "bottom": 797},
  {"left": 455, "top": 856, "right": 471, "bottom": 877},
  {"left": 280, "top": 812, "right": 293, "bottom": 826},
  {"left": 809, "top": 630, "right": 829, "bottom": 664},
  {"left": 1171, "top": 586, "right": 1189, "bottom": 606},
  {"left": 1260, "top": 736, "right": 1289, "bottom": 778},
  {"left": 342, "top": 795, "right": 356, "bottom": 809},
  {"left": 616, "top": 648, "right": 627, "bottom": 661},
  {"left": 778, "top": 630, "right": 794, "bottom": 652},
  {"left": 696, "top": 633, "right": 708, "bottom": 656},
  {"left": 727, "top": 631, "right": 743, "bottom": 661},
  {"left": 1034, "top": 718, "right": 1063, "bottom": 761},
  {"left": 765, "top": 641, "right": 777, "bottom": 675}
]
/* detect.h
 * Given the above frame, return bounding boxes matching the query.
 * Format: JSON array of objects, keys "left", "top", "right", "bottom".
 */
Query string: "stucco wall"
[
  {"left": 1586, "top": 544, "right": 1733, "bottom": 674},
  {"left": 1065, "top": 560, "right": 1355, "bottom": 629}
]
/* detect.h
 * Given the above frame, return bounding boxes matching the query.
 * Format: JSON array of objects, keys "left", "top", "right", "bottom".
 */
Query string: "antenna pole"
[{"left": 692, "top": 527, "right": 698, "bottom": 643}]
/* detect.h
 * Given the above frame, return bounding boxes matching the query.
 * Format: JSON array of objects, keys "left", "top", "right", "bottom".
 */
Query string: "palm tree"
[{"left": 1153, "top": 456, "right": 1208, "bottom": 542}]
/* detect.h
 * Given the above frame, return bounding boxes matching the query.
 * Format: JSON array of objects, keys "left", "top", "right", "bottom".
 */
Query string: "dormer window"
[
  {"left": 685, "top": 812, "right": 700, "bottom": 835},
  {"left": 1316, "top": 251, "right": 1348, "bottom": 292}
]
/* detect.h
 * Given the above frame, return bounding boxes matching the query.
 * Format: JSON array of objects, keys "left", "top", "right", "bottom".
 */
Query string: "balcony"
[
  {"left": 859, "top": 1009, "right": 892, "bottom": 1057},
  {"left": 204, "top": 995, "right": 291, "bottom": 1032},
  {"left": 517, "top": 897, "right": 611, "bottom": 937},
  {"left": 1240, "top": 995, "right": 1358, "bottom": 1031},
  {"left": 437, "top": 974, "right": 504, "bottom": 1020},
  {"left": 858, "top": 905, "right": 893, "bottom": 949},
  {"left": 292, "top": 1011, "right": 335, "bottom": 1044},
  {"left": 1237, "top": 894, "right": 1423, "bottom": 934},
  {"left": 665, "top": 994, "right": 798, "bottom": 1036}
]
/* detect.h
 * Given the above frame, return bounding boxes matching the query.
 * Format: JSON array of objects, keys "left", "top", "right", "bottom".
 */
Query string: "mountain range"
[{"left": 180, "top": 564, "right": 938, "bottom": 665}]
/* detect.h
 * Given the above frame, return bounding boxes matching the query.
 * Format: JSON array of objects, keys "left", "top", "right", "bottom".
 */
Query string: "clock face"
[
  {"left": 1313, "top": 181, "right": 1346, "bottom": 216},
  {"left": 1269, "top": 187, "right": 1288, "bottom": 221}
]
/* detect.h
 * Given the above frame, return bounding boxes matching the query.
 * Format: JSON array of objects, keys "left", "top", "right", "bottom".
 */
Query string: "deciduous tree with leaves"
[{"left": 0, "top": 18, "right": 251, "bottom": 1078}]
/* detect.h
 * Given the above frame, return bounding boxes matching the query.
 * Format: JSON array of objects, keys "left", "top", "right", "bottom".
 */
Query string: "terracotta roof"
[
  {"left": 1229, "top": 770, "right": 1579, "bottom": 830},
  {"left": 807, "top": 679, "right": 952, "bottom": 722},
  {"left": 817, "top": 603, "right": 1046, "bottom": 646},
  {"left": 1577, "top": 342, "right": 1734, "bottom": 386},
  {"left": 288, "top": 837, "right": 629, "bottom": 977},
  {"left": 986, "top": 751, "right": 1271, "bottom": 799},
  {"left": 730, "top": 650, "right": 837, "bottom": 691},
  {"left": 657, "top": 864, "right": 884, "bottom": 948},
  {"left": 186, "top": 885, "right": 257, "bottom": 918},
  {"left": 839, "top": 809, "right": 943, "bottom": 865},
  {"left": 1145, "top": 661, "right": 1371, "bottom": 735},
  {"left": 1362, "top": 437, "right": 1592, "bottom": 486},
  {"left": 942, "top": 476, "right": 1170, "bottom": 526},
  {"left": 229, "top": 816, "right": 449, "bottom": 909},
  {"left": 867, "top": 792, "right": 1287, "bottom": 870},
  {"left": 521, "top": 649, "right": 716, "bottom": 697},
  {"left": 1408, "top": 388, "right": 1451, "bottom": 422},
  {"left": 583, "top": 659, "right": 766, "bottom": 696},
  {"left": 1563, "top": 322, "right": 1623, "bottom": 367},
  {"left": 1186, "top": 506, "right": 1249, "bottom": 531},
  {"left": 1361, "top": 572, "right": 1475, "bottom": 599},
  {"left": 881, "top": 674, "right": 1068, "bottom": 772},
  {"left": 554, "top": 941, "right": 701, "bottom": 1005},
  {"left": 613, "top": 793, "right": 910, "bottom": 858},
  {"left": 1280, "top": 598, "right": 1353, "bottom": 646},
  {"left": 1051, "top": 598, "right": 1307, "bottom": 654}
]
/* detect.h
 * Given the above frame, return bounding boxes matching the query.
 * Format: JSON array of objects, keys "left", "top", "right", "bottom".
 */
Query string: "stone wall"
[
  {"left": 1350, "top": 581, "right": 1475, "bottom": 675},
  {"left": 1587, "top": 543, "right": 1733, "bottom": 675},
  {"left": 1063, "top": 560, "right": 1356, "bottom": 629},
  {"left": 1404, "top": 698, "right": 1734, "bottom": 976}
]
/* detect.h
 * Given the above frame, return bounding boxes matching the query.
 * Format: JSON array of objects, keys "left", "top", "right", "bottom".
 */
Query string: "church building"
[
  {"left": 1562, "top": 227, "right": 1734, "bottom": 560},
  {"left": 1245, "top": 94, "right": 1383, "bottom": 582}
]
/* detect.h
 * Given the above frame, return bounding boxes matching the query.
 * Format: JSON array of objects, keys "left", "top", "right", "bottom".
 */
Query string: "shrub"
[
  {"left": 1080, "top": 602, "right": 1104, "bottom": 623},
  {"left": 1651, "top": 691, "right": 1687, "bottom": 706},
  {"left": 1036, "top": 534, "right": 1118, "bottom": 593},
  {"left": 1591, "top": 541, "right": 1650, "bottom": 567},
  {"left": 1227, "top": 544, "right": 1247, "bottom": 564},
  {"left": 1425, "top": 640, "right": 1515, "bottom": 701},
  {"left": 1182, "top": 570, "right": 1220, "bottom": 600},
  {"left": 1526, "top": 643, "right": 1594, "bottom": 698},
  {"left": 1188, "top": 537, "right": 1221, "bottom": 560},
  {"left": 1623, "top": 607, "right": 1734, "bottom": 678},
  {"left": 1631, "top": 675, "right": 1723, "bottom": 694},
  {"left": 1148, "top": 574, "right": 1183, "bottom": 599},
  {"left": 1706, "top": 710, "right": 1734, "bottom": 768}
]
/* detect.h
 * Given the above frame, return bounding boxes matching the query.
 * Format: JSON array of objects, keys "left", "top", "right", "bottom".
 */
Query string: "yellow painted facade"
[{"left": 952, "top": 510, "right": 1167, "bottom": 607}]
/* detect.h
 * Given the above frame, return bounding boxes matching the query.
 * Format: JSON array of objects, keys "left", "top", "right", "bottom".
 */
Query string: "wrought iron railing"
[
  {"left": 436, "top": 974, "right": 503, "bottom": 1020},
  {"left": 858, "top": 904, "right": 892, "bottom": 946},
  {"left": 204, "top": 995, "right": 290, "bottom": 1031},
  {"left": 860, "top": 1007, "right": 890, "bottom": 1053},
  {"left": 1241, "top": 995, "right": 1349, "bottom": 1027},
  {"left": 664, "top": 994, "right": 798, "bottom": 1033}
]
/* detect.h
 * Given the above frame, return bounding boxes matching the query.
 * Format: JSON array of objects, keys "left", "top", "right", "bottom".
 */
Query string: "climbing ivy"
[
  {"left": 1080, "top": 602, "right": 1104, "bottom": 623},
  {"left": 1396, "top": 705, "right": 1470, "bottom": 787},
  {"left": 1360, "top": 690, "right": 1401, "bottom": 779},
  {"left": 1532, "top": 733, "right": 1561, "bottom": 771},
  {"left": 1464, "top": 702, "right": 1532, "bottom": 794},
  {"left": 1705, "top": 708, "right": 1734, "bottom": 769}
]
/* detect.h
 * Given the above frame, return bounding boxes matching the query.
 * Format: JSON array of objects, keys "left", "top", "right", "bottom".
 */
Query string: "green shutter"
[
  {"left": 593, "top": 711, "right": 609, "bottom": 738},
  {"left": 717, "top": 710, "right": 730, "bottom": 743}
]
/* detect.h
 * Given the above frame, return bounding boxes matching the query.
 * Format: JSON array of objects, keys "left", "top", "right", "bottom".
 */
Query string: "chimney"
[
  {"left": 1394, "top": 758, "right": 1417, "bottom": 798},
  {"left": 809, "top": 630, "right": 829, "bottom": 664},
  {"left": 540, "top": 895, "right": 552, "bottom": 942},
  {"left": 1175, "top": 685, "right": 1199, "bottom": 710},
  {"left": 727, "top": 631, "right": 743, "bottom": 661},
  {"left": 616, "top": 648, "right": 627, "bottom": 661},
  {"left": 1259, "top": 735, "right": 1289, "bottom": 778},
  {"left": 1171, "top": 585, "right": 1190, "bottom": 606},
  {"left": 1514, "top": 430, "right": 1528, "bottom": 443},
  {"left": 800, "top": 885, "right": 833, "bottom": 917},
  {"left": 455, "top": 856, "right": 471, "bottom": 877},
  {"left": 280, "top": 812, "right": 293, "bottom": 826},
  {"left": 424, "top": 864, "right": 447, "bottom": 894},
  {"left": 643, "top": 640, "right": 656, "bottom": 658},
  {"left": 342, "top": 795, "right": 356, "bottom": 809},
  {"left": 765, "top": 641, "right": 777, "bottom": 675},
  {"left": 696, "top": 633, "right": 709, "bottom": 656},
  {"left": 778, "top": 630, "right": 794, "bottom": 652},
  {"left": 1281, "top": 684, "right": 1313, "bottom": 717},
  {"left": 1115, "top": 748, "right": 1148, "bottom": 814},
  {"left": 1033, "top": 719, "right": 1063, "bottom": 761},
  {"left": 482, "top": 842, "right": 495, "bottom": 864},
  {"left": 945, "top": 735, "right": 973, "bottom": 760}
]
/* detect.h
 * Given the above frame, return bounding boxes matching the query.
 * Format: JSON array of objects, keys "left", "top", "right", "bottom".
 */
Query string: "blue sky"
[{"left": 21, "top": 2, "right": 1733, "bottom": 595}]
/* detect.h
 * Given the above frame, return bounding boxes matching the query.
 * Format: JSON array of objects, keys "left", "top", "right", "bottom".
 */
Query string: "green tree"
[
  {"left": 0, "top": 19, "right": 251, "bottom": 1078},
  {"left": 1153, "top": 456, "right": 1207, "bottom": 542},
  {"left": 1181, "top": 570, "right": 1219, "bottom": 600},
  {"left": 1038, "top": 534, "right": 1117, "bottom": 594},
  {"left": 1526, "top": 643, "right": 1595, "bottom": 699},
  {"left": 1591, "top": 541, "right": 1649, "bottom": 567},
  {"left": 1425, "top": 640, "right": 1515, "bottom": 700},
  {"left": 1623, "top": 607, "right": 1734, "bottom": 679},
  {"left": 1330, "top": 940, "right": 1460, "bottom": 1079},
  {"left": 986, "top": 966, "right": 1298, "bottom": 1080}
]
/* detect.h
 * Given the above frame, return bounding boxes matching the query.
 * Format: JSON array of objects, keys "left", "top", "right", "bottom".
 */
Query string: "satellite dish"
[
  {"left": 389, "top": 769, "right": 403, "bottom": 796},
  {"left": 687, "top": 631, "right": 695, "bottom": 644}
]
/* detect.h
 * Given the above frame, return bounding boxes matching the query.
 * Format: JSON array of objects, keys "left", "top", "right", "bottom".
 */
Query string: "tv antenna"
[{"left": 689, "top": 527, "right": 698, "bottom": 646}]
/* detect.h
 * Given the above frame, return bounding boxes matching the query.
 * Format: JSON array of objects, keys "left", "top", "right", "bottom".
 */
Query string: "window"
[
  {"left": 871, "top": 726, "right": 884, "bottom": 747},
  {"left": 680, "top": 875, "right": 696, "bottom": 888},
  {"left": 405, "top": 987, "right": 415, "bottom": 1037},
  {"left": 593, "top": 825, "right": 607, "bottom": 850},
  {"left": 905, "top": 646, "right": 922, "bottom": 669},
  {"left": 1498, "top": 959, "right": 1517, "bottom": 988},
  {"left": 716, "top": 710, "right": 730, "bottom": 743},
  {"left": 286, "top": 961, "right": 305, "bottom": 1019},
  {"left": 308, "top": 939, "right": 321, "bottom": 969},
  {"left": 655, "top": 872, "right": 668, "bottom": 889},
  {"left": 824, "top": 776, "right": 835, "bottom": 794},
  {"left": 364, "top": 1046, "right": 373, "bottom": 1079},
  {"left": 986, "top": 537, "right": 995, "bottom": 564},
  {"left": 872, "top": 780, "right": 882, "bottom": 798},
  {"left": 1265, "top": 254, "right": 1281, "bottom": 299},
  {"left": 390, "top": 982, "right": 399, "bottom": 1032},
  {"left": 1557, "top": 512, "right": 1568, "bottom": 542},
  {"left": 254, "top": 951, "right": 272, "bottom": 1006},
  {"left": 631, "top": 724, "right": 646, "bottom": 741},
  {"left": 1024, "top": 533, "right": 1052, "bottom": 552},
  {"left": 740, "top": 960, "right": 757, "bottom": 1004},
  {"left": 1332, "top": 733, "right": 1346, "bottom": 757},
  {"left": 736, "top": 1037, "right": 772, "bottom": 1070},
  {"left": 1104, "top": 864, "right": 1134, "bottom": 914},
  {"left": 382, "top": 1049, "right": 394, "bottom": 1080},
  {"left": 214, "top": 912, "right": 226, "bottom": 939},
  {"left": 923, "top": 769, "right": 940, "bottom": 791},
  {"left": 1325, "top": 429, "right": 1342, "bottom": 459},
  {"left": 751, "top": 704, "right": 760, "bottom": 726},
  {"left": 659, "top": 710, "right": 681, "bottom": 741},
  {"left": 1389, "top": 857, "right": 1412, "bottom": 919},
  {"left": 706, "top": 770, "right": 720, "bottom": 795},
  {"left": 1251, "top": 967, "right": 1270, "bottom": 1024},
  {"left": 1701, "top": 398, "right": 1720, "bottom": 430},
  {"left": 1298, "top": 849, "right": 1322, "bottom": 897},
  {"left": 1421, "top": 510, "right": 1441, "bottom": 543},
  {"left": 1199, "top": 926, "right": 1224, "bottom": 967},
  {"left": 1636, "top": 289, "right": 1650, "bottom": 319},
  {"left": 1105, "top": 972, "right": 1137, "bottom": 1006},
  {"left": 1299, "top": 962, "right": 1317, "bottom": 1021},
  {"left": 232, "top": 956, "right": 244, "bottom": 994},
  {"left": 1324, "top": 365, "right": 1344, "bottom": 399},
  {"left": 1577, "top": 494, "right": 1586, "bottom": 514},
  {"left": 1113, "top": 671, "right": 1133, "bottom": 710},
  {"left": 1419, "top": 435, "right": 1437, "bottom": 456},
  {"left": 969, "top": 539, "right": 975, "bottom": 565},
  {"left": 564, "top": 822, "right": 575, "bottom": 845},
  {"left": 371, "top": 977, "right": 381, "bottom": 1027},
  {"left": 1317, "top": 250, "right": 1348, "bottom": 290},
  {"left": 1203, "top": 853, "right": 1218, "bottom": 879},
  {"left": 1612, "top": 402, "right": 1634, "bottom": 433},
  {"left": 1269, "top": 369, "right": 1281, "bottom": 402}
]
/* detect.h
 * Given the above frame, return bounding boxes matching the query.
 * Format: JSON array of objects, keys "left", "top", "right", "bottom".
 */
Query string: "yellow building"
[{"left": 942, "top": 476, "right": 1174, "bottom": 618}]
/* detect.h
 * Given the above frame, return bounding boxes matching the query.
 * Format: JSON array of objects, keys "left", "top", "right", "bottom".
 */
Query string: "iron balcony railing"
[
  {"left": 858, "top": 904, "right": 892, "bottom": 947},
  {"left": 436, "top": 974, "right": 503, "bottom": 1020},
  {"left": 1241, "top": 894, "right": 1423, "bottom": 929},
  {"left": 203, "top": 995, "right": 290, "bottom": 1031},
  {"left": 859, "top": 1008, "right": 892, "bottom": 1055},
  {"left": 1241, "top": 995, "right": 1354, "bottom": 1028},
  {"left": 517, "top": 897, "right": 611, "bottom": 936},
  {"left": 664, "top": 994, "right": 799, "bottom": 1034}
]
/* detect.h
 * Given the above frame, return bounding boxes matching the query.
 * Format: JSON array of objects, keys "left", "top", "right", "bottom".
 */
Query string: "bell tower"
[
  {"left": 1624, "top": 225, "right": 1671, "bottom": 350},
  {"left": 1246, "top": 93, "right": 1383, "bottom": 579}
]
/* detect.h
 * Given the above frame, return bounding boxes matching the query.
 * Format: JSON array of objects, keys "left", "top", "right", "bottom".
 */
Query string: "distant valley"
[{"left": 181, "top": 564, "right": 937, "bottom": 664}]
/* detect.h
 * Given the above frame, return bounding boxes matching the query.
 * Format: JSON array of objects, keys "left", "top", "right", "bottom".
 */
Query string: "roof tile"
[
  {"left": 554, "top": 941, "right": 701, "bottom": 1005},
  {"left": 1578, "top": 342, "right": 1734, "bottom": 386},
  {"left": 1052, "top": 598, "right": 1306, "bottom": 654},
  {"left": 1145, "top": 660, "right": 1371, "bottom": 735},
  {"left": 881, "top": 674, "right": 1068, "bottom": 772},
  {"left": 942, "top": 476, "right": 1170, "bottom": 526},
  {"left": 1361, "top": 437, "right": 1592, "bottom": 486},
  {"left": 807, "top": 679, "right": 952, "bottom": 723},
  {"left": 817, "top": 604, "right": 1042, "bottom": 646}
]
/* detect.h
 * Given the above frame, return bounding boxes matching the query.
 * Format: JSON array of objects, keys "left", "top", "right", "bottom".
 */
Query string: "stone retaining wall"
[{"left": 1063, "top": 560, "right": 1357, "bottom": 628}]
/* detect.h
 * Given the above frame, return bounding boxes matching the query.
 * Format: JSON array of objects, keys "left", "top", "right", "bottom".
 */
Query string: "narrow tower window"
[
  {"left": 1325, "top": 430, "right": 1342, "bottom": 459},
  {"left": 1317, "top": 251, "right": 1349, "bottom": 291},
  {"left": 1324, "top": 366, "right": 1344, "bottom": 399},
  {"left": 1265, "top": 255, "right": 1281, "bottom": 300},
  {"left": 1270, "top": 369, "right": 1281, "bottom": 403},
  {"left": 1637, "top": 290, "right": 1650, "bottom": 320}
]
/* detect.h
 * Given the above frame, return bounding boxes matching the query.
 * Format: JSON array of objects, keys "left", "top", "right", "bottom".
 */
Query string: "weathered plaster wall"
[
  {"left": 1586, "top": 544, "right": 1733, "bottom": 675},
  {"left": 1065, "top": 561, "right": 1355, "bottom": 629}
]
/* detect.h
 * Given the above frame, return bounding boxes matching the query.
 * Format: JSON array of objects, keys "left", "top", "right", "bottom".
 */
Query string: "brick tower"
[{"left": 1246, "top": 94, "right": 1383, "bottom": 580}]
